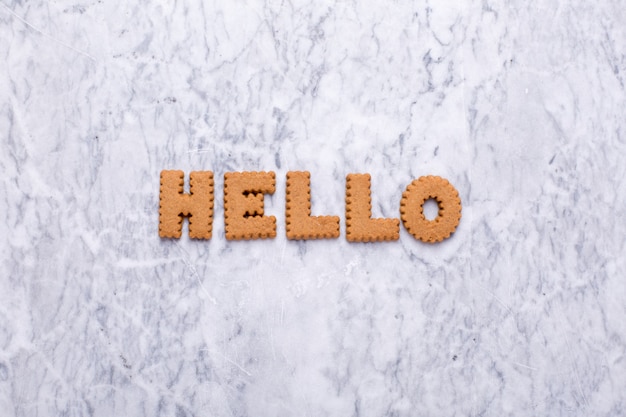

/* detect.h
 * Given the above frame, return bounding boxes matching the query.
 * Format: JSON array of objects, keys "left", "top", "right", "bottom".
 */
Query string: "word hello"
[{"left": 159, "top": 170, "right": 462, "bottom": 243}]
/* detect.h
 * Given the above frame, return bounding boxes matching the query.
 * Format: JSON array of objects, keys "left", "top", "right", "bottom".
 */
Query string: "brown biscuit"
[
  {"left": 159, "top": 170, "right": 214, "bottom": 239},
  {"left": 345, "top": 173, "right": 400, "bottom": 242},
  {"left": 286, "top": 171, "right": 340, "bottom": 240},
  {"left": 400, "top": 175, "right": 461, "bottom": 243},
  {"left": 224, "top": 171, "right": 277, "bottom": 240}
]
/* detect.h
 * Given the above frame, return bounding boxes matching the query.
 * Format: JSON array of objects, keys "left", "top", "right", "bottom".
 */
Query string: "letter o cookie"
[{"left": 400, "top": 176, "right": 461, "bottom": 243}]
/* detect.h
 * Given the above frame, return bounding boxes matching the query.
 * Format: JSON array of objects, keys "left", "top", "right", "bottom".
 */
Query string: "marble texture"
[{"left": 1, "top": 0, "right": 625, "bottom": 415}]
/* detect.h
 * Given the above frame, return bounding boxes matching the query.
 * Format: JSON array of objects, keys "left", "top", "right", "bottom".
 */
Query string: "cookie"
[
  {"left": 159, "top": 170, "right": 214, "bottom": 239},
  {"left": 286, "top": 171, "right": 340, "bottom": 240},
  {"left": 400, "top": 175, "right": 461, "bottom": 243},
  {"left": 224, "top": 171, "right": 277, "bottom": 240},
  {"left": 345, "top": 173, "right": 400, "bottom": 242}
]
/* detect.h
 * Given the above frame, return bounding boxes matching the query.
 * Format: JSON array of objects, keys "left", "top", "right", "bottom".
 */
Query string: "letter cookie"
[
  {"left": 345, "top": 173, "right": 399, "bottom": 242},
  {"left": 286, "top": 171, "right": 340, "bottom": 240},
  {"left": 159, "top": 170, "right": 214, "bottom": 239},
  {"left": 400, "top": 175, "right": 461, "bottom": 243},
  {"left": 224, "top": 171, "right": 277, "bottom": 240}
]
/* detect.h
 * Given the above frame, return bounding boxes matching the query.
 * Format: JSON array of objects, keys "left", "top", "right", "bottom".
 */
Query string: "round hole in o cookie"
[{"left": 422, "top": 198, "right": 440, "bottom": 221}]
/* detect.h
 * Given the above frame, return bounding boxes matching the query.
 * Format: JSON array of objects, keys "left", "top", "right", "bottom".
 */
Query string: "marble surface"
[{"left": 1, "top": 0, "right": 625, "bottom": 415}]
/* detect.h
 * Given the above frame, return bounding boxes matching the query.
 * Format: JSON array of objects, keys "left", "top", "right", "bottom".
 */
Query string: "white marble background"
[{"left": 1, "top": 0, "right": 625, "bottom": 416}]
